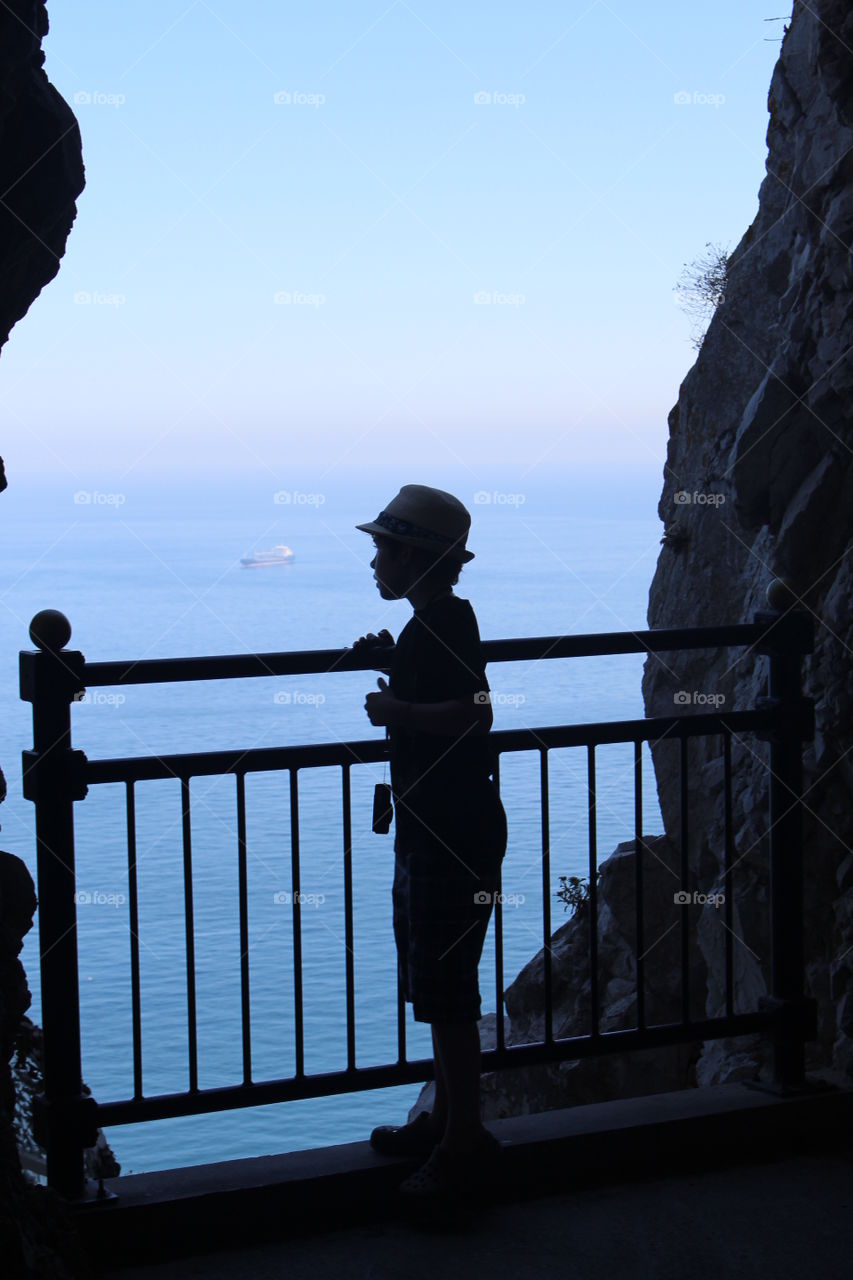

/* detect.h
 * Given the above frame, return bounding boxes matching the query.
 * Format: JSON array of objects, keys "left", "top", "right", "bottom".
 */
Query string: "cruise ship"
[{"left": 240, "top": 544, "right": 295, "bottom": 568}]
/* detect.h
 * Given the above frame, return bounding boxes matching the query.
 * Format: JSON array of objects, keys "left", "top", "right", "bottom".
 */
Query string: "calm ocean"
[{"left": 2, "top": 465, "right": 666, "bottom": 1174}]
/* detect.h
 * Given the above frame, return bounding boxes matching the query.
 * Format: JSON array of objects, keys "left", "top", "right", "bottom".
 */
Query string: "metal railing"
[{"left": 19, "top": 605, "right": 817, "bottom": 1199}]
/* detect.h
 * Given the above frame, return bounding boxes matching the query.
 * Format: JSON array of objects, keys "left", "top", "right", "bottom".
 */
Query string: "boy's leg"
[
  {"left": 430, "top": 1025, "right": 449, "bottom": 1136},
  {"left": 430, "top": 1019, "right": 491, "bottom": 1152}
]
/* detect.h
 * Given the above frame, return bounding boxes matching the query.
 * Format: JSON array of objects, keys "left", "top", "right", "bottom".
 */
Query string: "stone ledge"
[{"left": 72, "top": 1073, "right": 853, "bottom": 1266}]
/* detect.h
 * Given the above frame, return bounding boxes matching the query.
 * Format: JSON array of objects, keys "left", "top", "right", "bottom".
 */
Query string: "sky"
[{"left": 1, "top": 0, "right": 787, "bottom": 483}]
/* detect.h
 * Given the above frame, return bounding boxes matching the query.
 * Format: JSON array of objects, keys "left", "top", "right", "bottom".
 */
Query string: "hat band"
[{"left": 374, "top": 510, "right": 464, "bottom": 547}]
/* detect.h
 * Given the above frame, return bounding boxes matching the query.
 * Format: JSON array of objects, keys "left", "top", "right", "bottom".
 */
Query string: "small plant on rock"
[
  {"left": 557, "top": 871, "right": 601, "bottom": 917},
  {"left": 674, "top": 241, "right": 730, "bottom": 349}
]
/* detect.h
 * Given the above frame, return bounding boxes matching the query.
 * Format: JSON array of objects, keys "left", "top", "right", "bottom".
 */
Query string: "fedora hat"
[{"left": 356, "top": 484, "right": 475, "bottom": 562}]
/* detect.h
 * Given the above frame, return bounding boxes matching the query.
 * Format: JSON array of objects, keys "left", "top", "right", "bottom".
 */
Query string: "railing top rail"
[
  {"left": 26, "top": 615, "right": 811, "bottom": 691},
  {"left": 80, "top": 709, "right": 774, "bottom": 785}
]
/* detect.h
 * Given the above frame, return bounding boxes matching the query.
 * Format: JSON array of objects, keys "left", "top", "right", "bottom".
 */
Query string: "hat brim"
[{"left": 356, "top": 520, "right": 474, "bottom": 563}]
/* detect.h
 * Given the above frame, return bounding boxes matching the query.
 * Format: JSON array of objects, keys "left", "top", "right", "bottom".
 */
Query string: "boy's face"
[{"left": 370, "top": 537, "right": 411, "bottom": 599}]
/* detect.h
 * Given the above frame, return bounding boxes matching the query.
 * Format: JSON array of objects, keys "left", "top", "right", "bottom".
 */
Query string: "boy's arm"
[
  {"left": 395, "top": 694, "right": 493, "bottom": 736},
  {"left": 364, "top": 679, "right": 493, "bottom": 734},
  {"left": 363, "top": 606, "right": 493, "bottom": 735}
]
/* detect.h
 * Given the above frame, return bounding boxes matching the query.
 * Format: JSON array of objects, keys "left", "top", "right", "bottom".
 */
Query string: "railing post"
[
  {"left": 753, "top": 583, "right": 818, "bottom": 1094},
  {"left": 19, "top": 610, "right": 96, "bottom": 1198}
]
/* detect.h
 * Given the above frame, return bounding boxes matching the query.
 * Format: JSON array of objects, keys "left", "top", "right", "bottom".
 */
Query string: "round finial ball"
[
  {"left": 766, "top": 578, "right": 796, "bottom": 611},
  {"left": 30, "top": 609, "right": 72, "bottom": 652}
]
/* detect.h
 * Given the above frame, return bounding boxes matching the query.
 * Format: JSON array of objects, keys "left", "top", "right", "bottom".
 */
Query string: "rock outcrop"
[
  {"left": 0, "top": 853, "right": 91, "bottom": 1279},
  {"left": 0, "top": 1, "right": 84, "bottom": 354},
  {"left": 643, "top": 0, "right": 853, "bottom": 1083},
  {"left": 13, "top": 1017, "right": 120, "bottom": 1189},
  {"left": 413, "top": 838, "right": 707, "bottom": 1124}
]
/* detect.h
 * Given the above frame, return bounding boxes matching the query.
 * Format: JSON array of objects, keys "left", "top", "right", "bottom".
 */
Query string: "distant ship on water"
[{"left": 240, "top": 544, "right": 295, "bottom": 568}]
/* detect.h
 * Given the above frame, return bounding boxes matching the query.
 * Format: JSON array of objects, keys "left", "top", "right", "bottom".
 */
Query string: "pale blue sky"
[{"left": 3, "top": 1, "right": 786, "bottom": 481}]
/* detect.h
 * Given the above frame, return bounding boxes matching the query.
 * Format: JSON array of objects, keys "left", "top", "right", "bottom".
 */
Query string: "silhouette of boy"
[{"left": 353, "top": 484, "right": 507, "bottom": 1202}]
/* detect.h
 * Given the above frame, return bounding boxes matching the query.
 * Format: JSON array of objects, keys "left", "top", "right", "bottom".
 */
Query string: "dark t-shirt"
[{"left": 388, "top": 594, "right": 506, "bottom": 861}]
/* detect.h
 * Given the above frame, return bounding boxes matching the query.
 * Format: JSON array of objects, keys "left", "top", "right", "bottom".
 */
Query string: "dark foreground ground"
[
  {"left": 97, "top": 1147, "right": 853, "bottom": 1280},
  {"left": 75, "top": 1077, "right": 853, "bottom": 1280}
]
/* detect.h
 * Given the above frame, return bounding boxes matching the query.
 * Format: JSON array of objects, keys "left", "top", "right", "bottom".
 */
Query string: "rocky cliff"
[
  {"left": 0, "top": 1, "right": 84, "bottom": 354},
  {"left": 410, "top": 0, "right": 852, "bottom": 1129},
  {"left": 643, "top": 0, "right": 853, "bottom": 1084},
  {"left": 1, "top": 4, "right": 86, "bottom": 1274}
]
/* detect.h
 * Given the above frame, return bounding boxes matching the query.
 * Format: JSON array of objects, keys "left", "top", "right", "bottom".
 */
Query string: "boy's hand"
[
  {"left": 351, "top": 628, "right": 393, "bottom": 649},
  {"left": 364, "top": 676, "right": 406, "bottom": 728}
]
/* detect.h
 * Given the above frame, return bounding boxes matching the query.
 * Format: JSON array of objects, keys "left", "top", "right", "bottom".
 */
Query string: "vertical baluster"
[
  {"left": 342, "top": 765, "right": 356, "bottom": 1072},
  {"left": 21, "top": 614, "right": 88, "bottom": 1196},
  {"left": 634, "top": 741, "right": 644, "bottom": 1031},
  {"left": 125, "top": 782, "right": 143, "bottom": 1100},
  {"left": 290, "top": 770, "right": 304, "bottom": 1078},
  {"left": 492, "top": 755, "right": 505, "bottom": 1054},
  {"left": 587, "top": 744, "right": 599, "bottom": 1038},
  {"left": 723, "top": 731, "right": 734, "bottom": 1020},
  {"left": 235, "top": 772, "right": 252, "bottom": 1085},
  {"left": 540, "top": 749, "right": 552, "bottom": 1046},
  {"left": 181, "top": 777, "right": 198, "bottom": 1092},
  {"left": 760, "top": 609, "right": 813, "bottom": 1090},
  {"left": 396, "top": 974, "right": 407, "bottom": 1065},
  {"left": 680, "top": 735, "right": 689, "bottom": 1025}
]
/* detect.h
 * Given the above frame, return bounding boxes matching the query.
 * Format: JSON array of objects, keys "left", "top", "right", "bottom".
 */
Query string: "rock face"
[
  {"left": 0, "top": 2, "right": 84, "bottom": 353},
  {"left": 0, "top": 854, "right": 41, "bottom": 1275},
  {"left": 481, "top": 838, "right": 709, "bottom": 1114},
  {"left": 0, "top": 4, "right": 85, "bottom": 1271},
  {"left": 13, "top": 1016, "right": 121, "bottom": 1186},
  {"left": 0, "top": 853, "right": 85, "bottom": 1279},
  {"left": 643, "top": 0, "right": 853, "bottom": 1083},
  {"left": 408, "top": 1, "right": 853, "bottom": 1130}
]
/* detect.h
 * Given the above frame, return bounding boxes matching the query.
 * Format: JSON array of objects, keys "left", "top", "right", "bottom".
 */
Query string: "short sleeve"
[{"left": 415, "top": 600, "right": 488, "bottom": 702}]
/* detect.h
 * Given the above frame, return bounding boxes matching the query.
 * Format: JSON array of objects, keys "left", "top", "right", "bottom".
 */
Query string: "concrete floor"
[{"left": 98, "top": 1147, "right": 853, "bottom": 1280}]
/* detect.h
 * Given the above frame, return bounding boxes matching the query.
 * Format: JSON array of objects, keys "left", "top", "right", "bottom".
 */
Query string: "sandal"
[
  {"left": 398, "top": 1130, "right": 503, "bottom": 1202},
  {"left": 369, "top": 1109, "right": 438, "bottom": 1157}
]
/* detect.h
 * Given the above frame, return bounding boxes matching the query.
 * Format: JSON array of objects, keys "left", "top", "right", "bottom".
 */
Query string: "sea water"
[{"left": 2, "top": 465, "right": 667, "bottom": 1173}]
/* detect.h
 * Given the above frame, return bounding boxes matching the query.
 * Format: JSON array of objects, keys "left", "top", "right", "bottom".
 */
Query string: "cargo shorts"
[{"left": 391, "top": 796, "right": 507, "bottom": 1024}]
